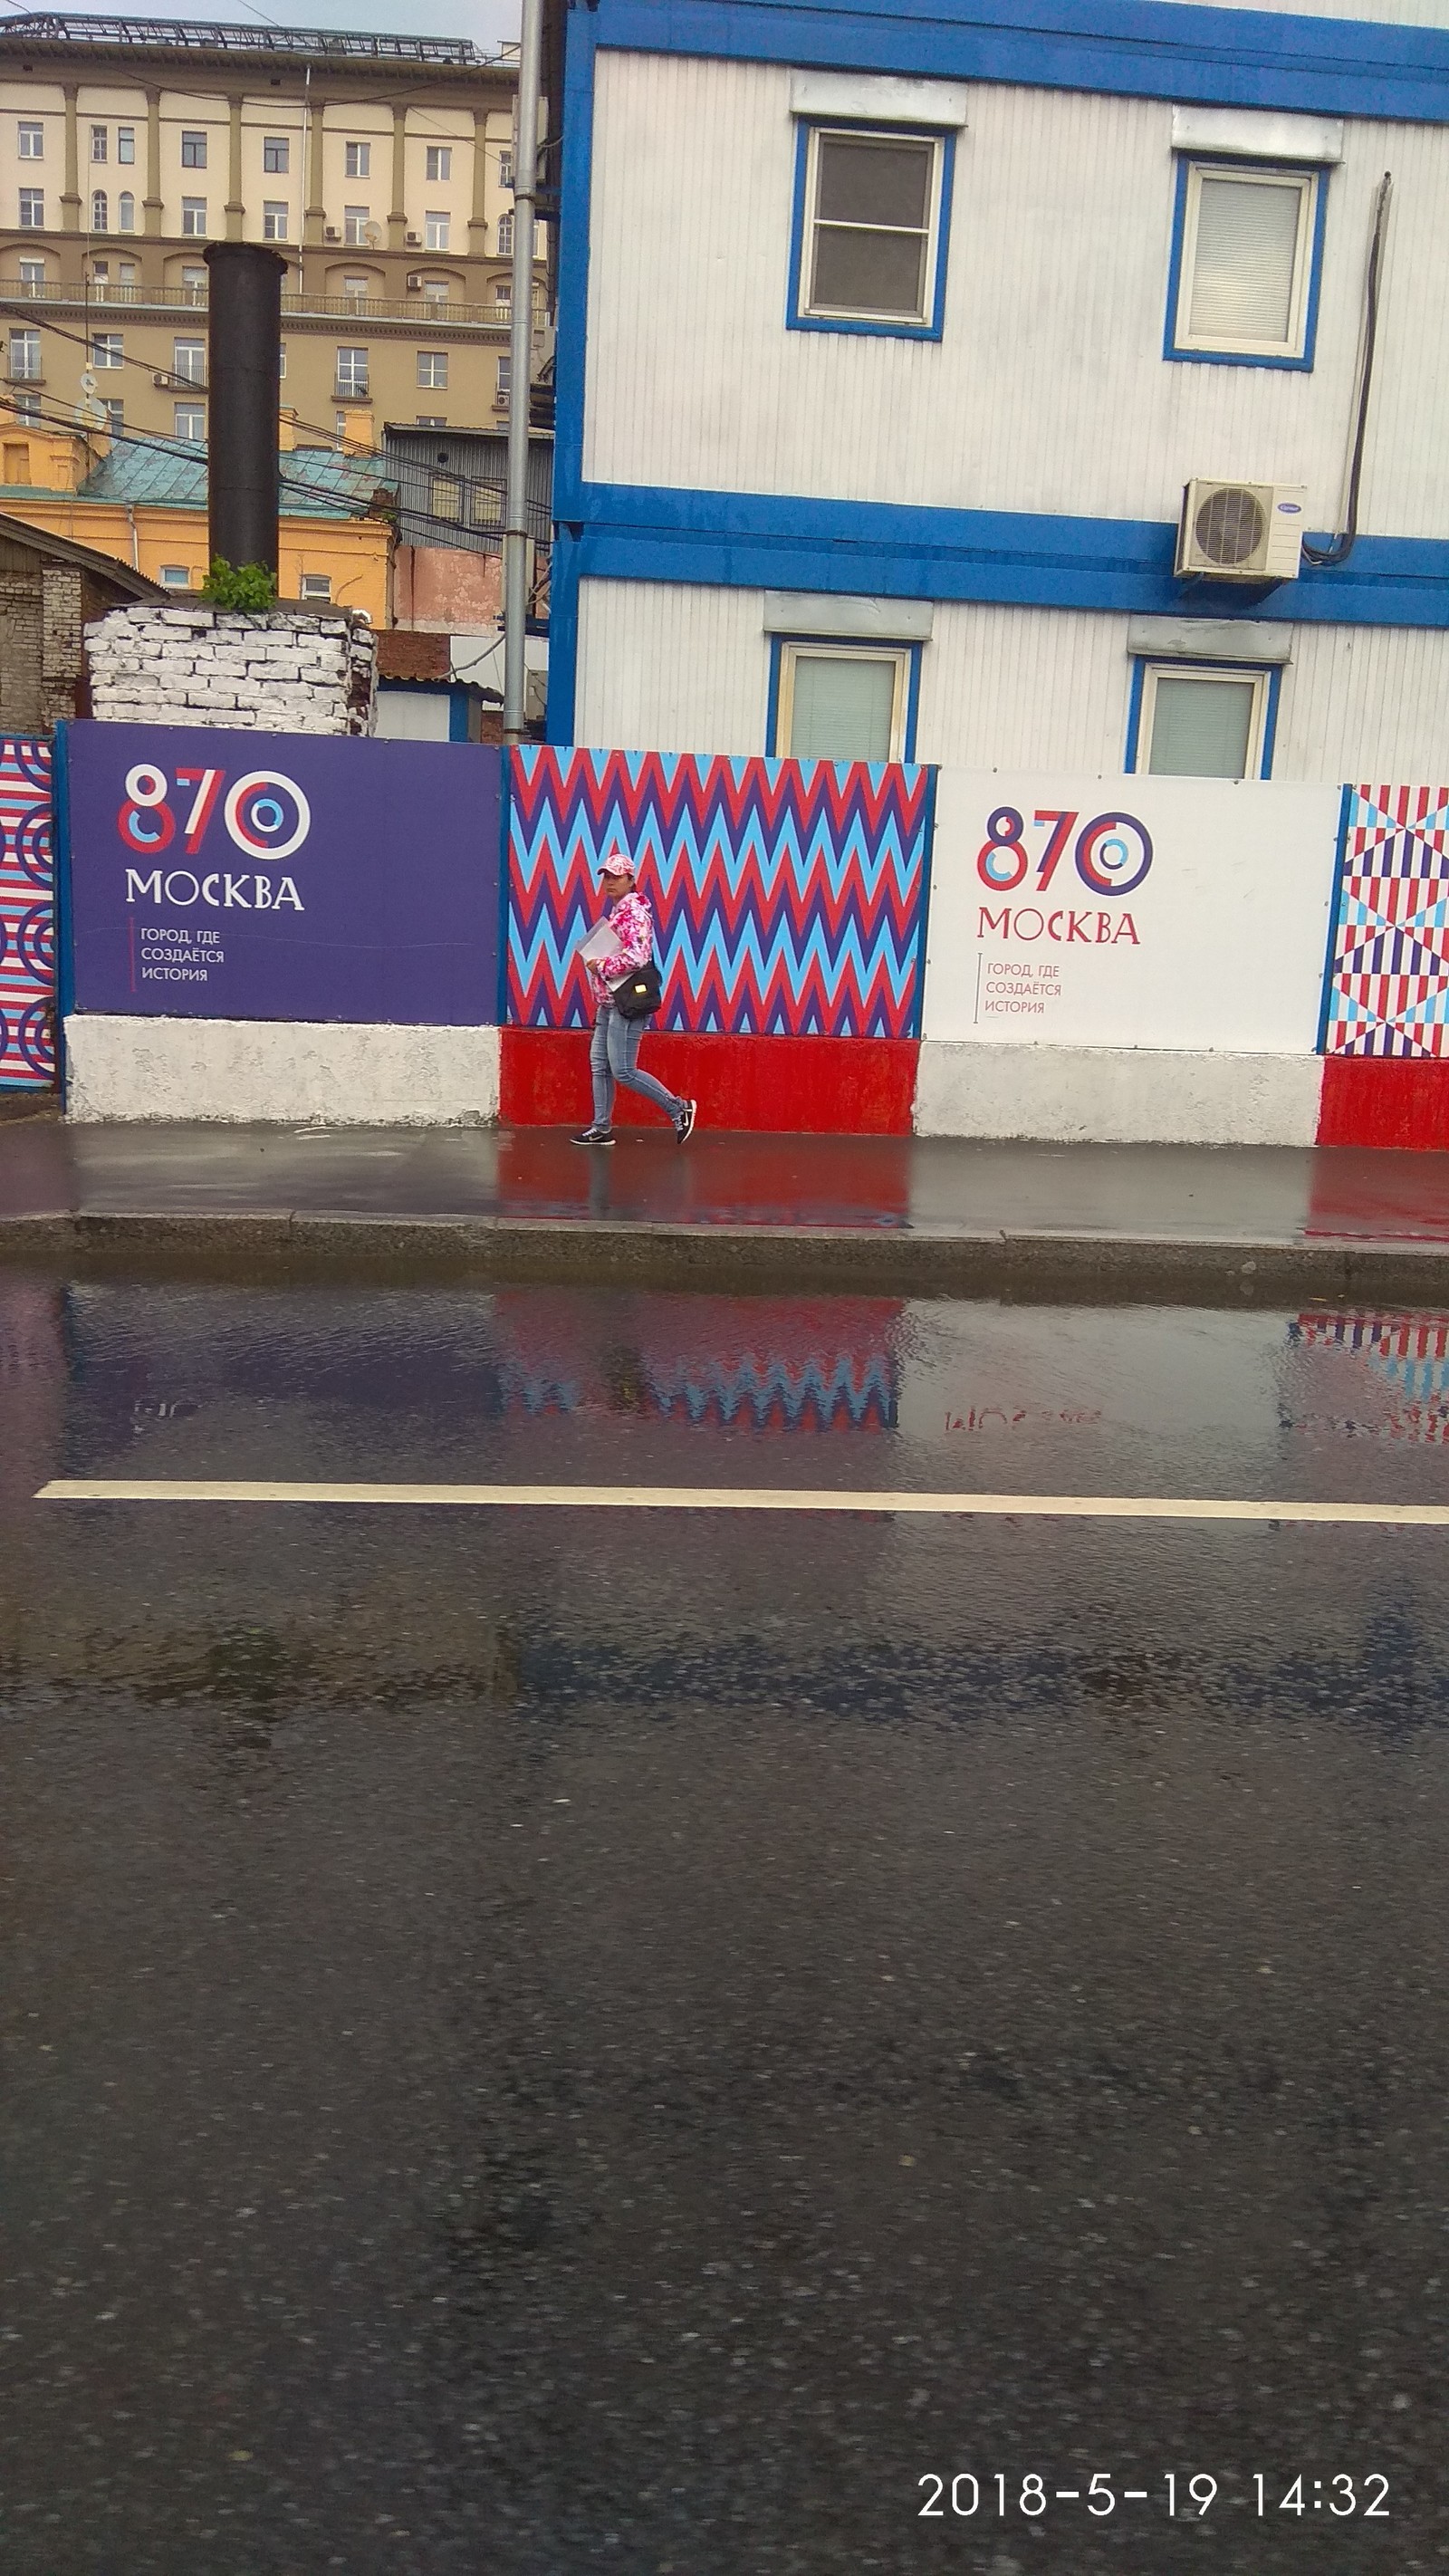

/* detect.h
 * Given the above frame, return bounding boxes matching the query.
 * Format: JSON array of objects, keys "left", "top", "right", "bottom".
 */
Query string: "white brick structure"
[{"left": 83, "top": 604, "right": 377, "bottom": 735}]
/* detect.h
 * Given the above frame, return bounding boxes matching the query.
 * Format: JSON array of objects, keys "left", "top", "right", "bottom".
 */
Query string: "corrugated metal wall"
[
  {"left": 575, "top": 579, "right": 768, "bottom": 751},
  {"left": 586, "top": 53, "right": 1449, "bottom": 538},
  {"left": 577, "top": 578, "right": 1449, "bottom": 781}
]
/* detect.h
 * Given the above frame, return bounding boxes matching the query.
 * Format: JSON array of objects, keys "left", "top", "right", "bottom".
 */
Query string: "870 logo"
[
  {"left": 119, "top": 761, "right": 312, "bottom": 860},
  {"left": 976, "top": 806, "right": 1153, "bottom": 898}
]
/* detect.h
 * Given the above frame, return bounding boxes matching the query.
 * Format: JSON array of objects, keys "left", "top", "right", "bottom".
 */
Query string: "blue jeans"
[{"left": 590, "top": 1002, "right": 685, "bottom": 1128}]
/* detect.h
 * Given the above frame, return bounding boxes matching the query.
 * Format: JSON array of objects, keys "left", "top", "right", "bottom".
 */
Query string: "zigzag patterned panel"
[
  {"left": 491, "top": 1292, "right": 898, "bottom": 1433},
  {"left": 506, "top": 747, "right": 931, "bottom": 1037},
  {"left": 0, "top": 738, "right": 53, "bottom": 1089},
  {"left": 1324, "top": 784, "right": 1449, "bottom": 1059}
]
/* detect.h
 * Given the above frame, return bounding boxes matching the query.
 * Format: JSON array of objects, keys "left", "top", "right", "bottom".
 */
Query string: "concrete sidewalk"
[{"left": 3, "top": 1116, "right": 1449, "bottom": 1298}]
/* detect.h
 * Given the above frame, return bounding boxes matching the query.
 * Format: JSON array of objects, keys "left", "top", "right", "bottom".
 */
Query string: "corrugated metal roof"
[{"left": 80, "top": 437, "right": 398, "bottom": 519}]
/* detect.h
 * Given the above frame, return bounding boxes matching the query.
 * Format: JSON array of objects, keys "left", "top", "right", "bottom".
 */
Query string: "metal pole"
[{"left": 503, "top": 0, "right": 542, "bottom": 743}]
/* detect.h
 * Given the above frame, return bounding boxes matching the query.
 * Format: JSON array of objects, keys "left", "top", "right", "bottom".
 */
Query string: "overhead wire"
[
  {"left": 0, "top": 300, "right": 546, "bottom": 529},
  {"left": 0, "top": 382, "right": 550, "bottom": 558}
]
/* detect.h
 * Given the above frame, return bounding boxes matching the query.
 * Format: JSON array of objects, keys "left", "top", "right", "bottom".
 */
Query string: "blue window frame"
[
  {"left": 1125, "top": 658, "right": 1282, "bottom": 778},
  {"left": 766, "top": 635, "right": 922, "bottom": 761},
  {"left": 1164, "top": 155, "right": 1329, "bottom": 370},
  {"left": 787, "top": 120, "right": 955, "bottom": 341}
]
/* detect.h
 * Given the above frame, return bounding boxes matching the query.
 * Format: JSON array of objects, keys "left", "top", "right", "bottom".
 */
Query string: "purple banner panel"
[
  {"left": 0, "top": 736, "right": 54, "bottom": 1089},
  {"left": 66, "top": 721, "right": 502, "bottom": 1025}
]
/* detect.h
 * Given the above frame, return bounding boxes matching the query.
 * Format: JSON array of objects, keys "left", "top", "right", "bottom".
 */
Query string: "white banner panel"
[{"left": 923, "top": 774, "right": 1341, "bottom": 1052}]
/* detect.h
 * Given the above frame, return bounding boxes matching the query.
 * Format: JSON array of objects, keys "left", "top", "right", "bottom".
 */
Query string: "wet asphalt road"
[{"left": 2, "top": 1274, "right": 1448, "bottom": 2576}]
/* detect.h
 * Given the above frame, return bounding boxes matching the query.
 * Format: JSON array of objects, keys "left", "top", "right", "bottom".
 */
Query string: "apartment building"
[
  {"left": 547, "top": 0, "right": 1449, "bottom": 783},
  {"left": 0, "top": 13, "right": 547, "bottom": 466}
]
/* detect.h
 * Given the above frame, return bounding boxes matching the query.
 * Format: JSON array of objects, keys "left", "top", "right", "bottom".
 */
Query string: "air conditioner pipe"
[
  {"left": 203, "top": 240, "right": 286, "bottom": 579},
  {"left": 1301, "top": 172, "right": 1392, "bottom": 572}
]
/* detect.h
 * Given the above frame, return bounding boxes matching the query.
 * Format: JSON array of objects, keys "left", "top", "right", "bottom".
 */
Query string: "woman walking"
[{"left": 573, "top": 850, "right": 697, "bottom": 1146}]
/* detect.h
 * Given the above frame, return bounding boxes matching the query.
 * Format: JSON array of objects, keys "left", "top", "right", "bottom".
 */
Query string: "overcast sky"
[{"left": 6, "top": 0, "right": 523, "bottom": 55}]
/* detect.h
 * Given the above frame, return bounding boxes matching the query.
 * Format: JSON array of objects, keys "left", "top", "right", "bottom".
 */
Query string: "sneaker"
[
  {"left": 571, "top": 1123, "right": 615, "bottom": 1146},
  {"left": 674, "top": 1099, "right": 697, "bottom": 1144}
]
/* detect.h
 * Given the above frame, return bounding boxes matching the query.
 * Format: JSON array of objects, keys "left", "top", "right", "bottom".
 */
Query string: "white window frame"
[
  {"left": 8, "top": 328, "right": 40, "bottom": 381},
  {"left": 91, "top": 331, "right": 123, "bottom": 369},
  {"left": 17, "top": 123, "right": 43, "bottom": 162},
  {"left": 344, "top": 140, "right": 370, "bottom": 179},
  {"left": 1133, "top": 661, "right": 1272, "bottom": 780},
  {"left": 263, "top": 202, "right": 288, "bottom": 241},
  {"left": 798, "top": 123, "right": 945, "bottom": 330},
  {"left": 774, "top": 639, "right": 912, "bottom": 761},
  {"left": 181, "top": 198, "right": 206, "bottom": 237},
  {"left": 118, "top": 193, "right": 135, "bottom": 232},
  {"left": 1173, "top": 159, "right": 1319, "bottom": 362},
  {"left": 343, "top": 206, "right": 370, "bottom": 246},
  {"left": 159, "top": 565, "right": 191, "bottom": 588},
  {"left": 91, "top": 189, "right": 108, "bottom": 232},
  {"left": 425, "top": 145, "right": 452, "bottom": 182},
  {"left": 117, "top": 127, "right": 135, "bottom": 165},
  {"left": 426, "top": 210, "right": 450, "bottom": 251},
  {"left": 300, "top": 571, "right": 331, "bottom": 600},
  {"left": 91, "top": 126, "right": 108, "bottom": 164},
  {"left": 417, "top": 348, "right": 447, "bottom": 389},
  {"left": 18, "top": 190, "right": 43, "bottom": 229},
  {"left": 173, "top": 403, "right": 205, "bottom": 442},
  {"left": 172, "top": 338, "right": 205, "bottom": 383},
  {"left": 335, "top": 344, "right": 369, "bottom": 398}
]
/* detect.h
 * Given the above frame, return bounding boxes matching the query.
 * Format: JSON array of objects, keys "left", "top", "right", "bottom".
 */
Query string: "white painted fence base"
[
  {"left": 63, "top": 1016, "right": 501, "bottom": 1127},
  {"left": 913, "top": 1043, "right": 1323, "bottom": 1147}
]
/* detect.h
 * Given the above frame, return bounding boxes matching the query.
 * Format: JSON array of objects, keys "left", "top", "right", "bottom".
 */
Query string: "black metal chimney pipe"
[{"left": 202, "top": 242, "right": 285, "bottom": 578}]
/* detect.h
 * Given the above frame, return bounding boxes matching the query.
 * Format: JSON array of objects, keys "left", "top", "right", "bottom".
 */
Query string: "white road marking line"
[{"left": 32, "top": 1480, "right": 1449, "bottom": 1524}]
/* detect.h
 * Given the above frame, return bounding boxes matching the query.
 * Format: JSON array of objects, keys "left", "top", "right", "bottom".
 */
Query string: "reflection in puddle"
[
  {"left": 491, "top": 1292, "right": 900, "bottom": 1432},
  {"left": 1283, "top": 1312, "right": 1449, "bottom": 1442}
]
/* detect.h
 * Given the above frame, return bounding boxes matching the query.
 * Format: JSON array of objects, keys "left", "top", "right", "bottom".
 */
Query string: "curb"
[{"left": 0, "top": 1208, "right": 1446, "bottom": 1303}]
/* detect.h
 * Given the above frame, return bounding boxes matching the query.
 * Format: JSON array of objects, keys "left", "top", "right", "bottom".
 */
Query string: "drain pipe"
[
  {"left": 503, "top": 0, "right": 542, "bottom": 743},
  {"left": 202, "top": 240, "right": 286, "bottom": 580}
]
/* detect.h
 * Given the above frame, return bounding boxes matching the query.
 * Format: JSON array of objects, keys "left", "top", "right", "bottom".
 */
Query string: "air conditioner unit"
[
  {"left": 324, "top": 225, "right": 340, "bottom": 242},
  {"left": 1176, "top": 478, "right": 1306, "bottom": 582},
  {"left": 406, "top": 230, "right": 421, "bottom": 245},
  {"left": 406, "top": 271, "right": 423, "bottom": 290}
]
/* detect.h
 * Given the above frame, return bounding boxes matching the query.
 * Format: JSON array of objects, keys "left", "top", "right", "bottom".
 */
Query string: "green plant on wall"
[{"left": 200, "top": 557, "right": 277, "bottom": 612}]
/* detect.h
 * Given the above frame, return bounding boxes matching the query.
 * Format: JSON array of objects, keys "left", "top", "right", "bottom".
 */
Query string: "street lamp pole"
[{"left": 503, "top": 0, "right": 542, "bottom": 744}]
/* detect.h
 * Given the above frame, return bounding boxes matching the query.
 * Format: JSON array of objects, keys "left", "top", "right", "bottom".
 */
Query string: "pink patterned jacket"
[{"left": 587, "top": 889, "right": 655, "bottom": 1008}]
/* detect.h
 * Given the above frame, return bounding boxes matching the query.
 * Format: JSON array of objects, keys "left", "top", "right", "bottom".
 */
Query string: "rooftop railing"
[{"left": 0, "top": 16, "right": 484, "bottom": 62}]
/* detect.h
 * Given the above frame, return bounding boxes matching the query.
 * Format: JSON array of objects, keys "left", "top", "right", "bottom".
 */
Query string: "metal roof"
[
  {"left": 0, "top": 14, "right": 482, "bottom": 63},
  {"left": 81, "top": 435, "right": 399, "bottom": 518}
]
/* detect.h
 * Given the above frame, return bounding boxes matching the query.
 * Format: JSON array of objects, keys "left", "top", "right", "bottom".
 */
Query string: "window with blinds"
[
  {"left": 1134, "top": 665, "right": 1272, "bottom": 780},
  {"left": 1172, "top": 161, "right": 1319, "bottom": 363},
  {"left": 774, "top": 642, "right": 912, "bottom": 763}
]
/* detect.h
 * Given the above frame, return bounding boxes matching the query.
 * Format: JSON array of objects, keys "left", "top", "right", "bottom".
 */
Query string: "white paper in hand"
[{"left": 576, "top": 918, "right": 619, "bottom": 966}]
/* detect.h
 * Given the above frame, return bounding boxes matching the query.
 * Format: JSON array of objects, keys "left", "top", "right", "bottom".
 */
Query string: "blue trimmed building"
[{"left": 545, "top": 0, "right": 1449, "bottom": 783}]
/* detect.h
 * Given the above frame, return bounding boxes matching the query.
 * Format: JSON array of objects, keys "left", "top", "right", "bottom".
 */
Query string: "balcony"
[{"left": 0, "top": 277, "right": 517, "bottom": 331}]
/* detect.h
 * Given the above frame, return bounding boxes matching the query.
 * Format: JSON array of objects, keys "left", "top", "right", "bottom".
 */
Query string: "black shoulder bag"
[{"left": 612, "top": 960, "right": 663, "bottom": 1022}]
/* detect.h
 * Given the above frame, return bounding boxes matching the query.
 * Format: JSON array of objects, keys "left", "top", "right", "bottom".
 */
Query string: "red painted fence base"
[
  {"left": 500, "top": 1029, "right": 920, "bottom": 1134},
  {"left": 1317, "top": 1059, "right": 1449, "bottom": 1151}
]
